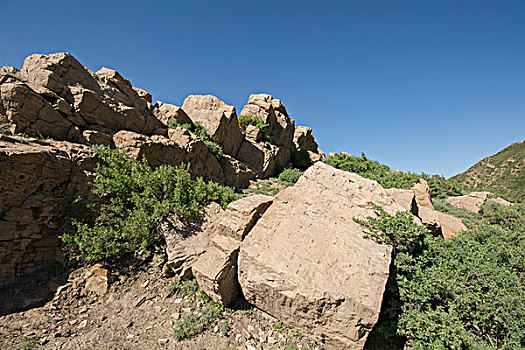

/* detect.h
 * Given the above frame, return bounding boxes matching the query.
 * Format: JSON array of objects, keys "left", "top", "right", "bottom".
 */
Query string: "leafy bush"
[
  {"left": 278, "top": 168, "right": 304, "bottom": 184},
  {"left": 61, "top": 146, "right": 239, "bottom": 262},
  {"left": 291, "top": 149, "right": 313, "bottom": 170},
  {"left": 358, "top": 203, "right": 525, "bottom": 349},
  {"left": 325, "top": 153, "right": 461, "bottom": 198},
  {"left": 168, "top": 119, "right": 223, "bottom": 159},
  {"left": 238, "top": 115, "right": 270, "bottom": 141},
  {"left": 479, "top": 201, "right": 524, "bottom": 232}
]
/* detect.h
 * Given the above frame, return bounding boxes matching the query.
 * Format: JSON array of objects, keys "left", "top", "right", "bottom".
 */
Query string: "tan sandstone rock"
[
  {"left": 488, "top": 197, "right": 513, "bottom": 207},
  {"left": 113, "top": 129, "right": 225, "bottom": 185},
  {"left": 158, "top": 203, "right": 223, "bottom": 279},
  {"left": 293, "top": 125, "right": 325, "bottom": 162},
  {"left": 446, "top": 192, "right": 491, "bottom": 213},
  {"left": 192, "top": 235, "right": 241, "bottom": 306},
  {"left": 211, "top": 195, "right": 273, "bottom": 241},
  {"left": 238, "top": 162, "right": 402, "bottom": 349},
  {"left": 192, "top": 195, "right": 273, "bottom": 305},
  {"left": 385, "top": 188, "right": 415, "bottom": 212},
  {"left": 153, "top": 101, "right": 193, "bottom": 127},
  {"left": 236, "top": 139, "right": 290, "bottom": 178},
  {"left": 182, "top": 95, "right": 243, "bottom": 157},
  {"left": 239, "top": 94, "right": 294, "bottom": 148},
  {"left": 436, "top": 212, "right": 467, "bottom": 239}
]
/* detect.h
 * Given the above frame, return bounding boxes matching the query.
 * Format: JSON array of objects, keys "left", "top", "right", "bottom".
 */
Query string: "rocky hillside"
[
  {"left": 450, "top": 140, "right": 525, "bottom": 202},
  {"left": 0, "top": 53, "right": 523, "bottom": 350}
]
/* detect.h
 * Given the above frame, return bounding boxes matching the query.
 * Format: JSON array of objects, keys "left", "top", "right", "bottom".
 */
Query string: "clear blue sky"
[{"left": 1, "top": 0, "right": 524, "bottom": 177}]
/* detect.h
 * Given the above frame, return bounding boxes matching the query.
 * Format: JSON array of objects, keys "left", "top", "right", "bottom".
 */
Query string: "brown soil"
[{"left": 0, "top": 259, "right": 321, "bottom": 350}]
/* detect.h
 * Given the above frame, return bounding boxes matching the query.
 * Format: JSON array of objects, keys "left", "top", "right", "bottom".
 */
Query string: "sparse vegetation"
[
  {"left": 61, "top": 146, "right": 239, "bottom": 262},
  {"left": 168, "top": 119, "right": 224, "bottom": 159},
  {"left": 167, "top": 278, "right": 198, "bottom": 298},
  {"left": 172, "top": 292, "right": 225, "bottom": 341},
  {"left": 238, "top": 115, "right": 270, "bottom": 141}
]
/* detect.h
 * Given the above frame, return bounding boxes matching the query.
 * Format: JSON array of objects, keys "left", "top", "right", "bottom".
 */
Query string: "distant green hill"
[{"left": 450, "top": 140, "right": 525, "bottom": 202}]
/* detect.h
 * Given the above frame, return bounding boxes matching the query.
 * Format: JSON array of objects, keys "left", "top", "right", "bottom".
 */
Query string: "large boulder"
[
  {"left": 152, "top": 101, "right": 193, "bottom": 127},
  {"left": 437, "top": 212, "right": 467, "bottom": 239},
  {"left": 239, "top": 94, "right": 294, "bottom": 148},
  {"left": 446, "top": 192, "right": 490, "bottom": 213},
  {"left": 238, "top": 162, "right": 403, "bottom": 349},
  {"left": 182, "top": 95, "right": 243, "bottom": 157},
  {"left": 218, "top": 155, "right": 256, "bottom": 189}
]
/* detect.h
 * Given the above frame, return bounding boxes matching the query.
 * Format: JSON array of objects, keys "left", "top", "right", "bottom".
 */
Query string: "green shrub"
[
  {"left": 168, "top": 119, "right": 223, "bottom": 159},
  {"left": 325, "top": 153, "right": 461, "bottom": 198},
  {"left": 172, "top": 294, "right": 225, "bottom": 341},
  {"left": 291, "top": 149, "right": 313, "bottom": 170},
  {"left": 238, "top": 115, "right": 270, "bottom": 141},
  {"left": 357, "top": 203, "right": 525, "bottom": 349},
  {"left": 61, "top": 146, "right": 239, "bottom": 262},
  {"left": 479, "top": 201, "right": 524, "bottom": 232},
  {"left": 278, "top": 168, "right": 304, "bottom": 185}
]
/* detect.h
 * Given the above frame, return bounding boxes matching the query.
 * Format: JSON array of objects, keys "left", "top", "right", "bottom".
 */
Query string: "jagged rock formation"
[
  {"left": 293, "top": 125, "right": 325, "bottom": 162},
  {"left": 0, "top": 52, "right": 323, "bottom": 293}
]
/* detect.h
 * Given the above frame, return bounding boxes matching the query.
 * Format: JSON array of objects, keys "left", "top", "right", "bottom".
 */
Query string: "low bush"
[
  {"left": 168, "top": 119, "right": 223, "bottom": 159},
  {"left": 278, "top": 168, "right": 303, "bottom": 184},
  {"left": 238, "top": 115, "right": 270, "bottom": 141},
  {"left": 61, "top": 146, "right": 239, "bottom": 262}
]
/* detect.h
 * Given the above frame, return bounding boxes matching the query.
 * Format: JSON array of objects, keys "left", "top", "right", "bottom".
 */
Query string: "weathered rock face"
[
  {"left": 236, "top": 139, "right": 291, "bottom": 178},
  {"left": 182, "top": 95, "right": 244, "bottom": 157},
  {"left": 0, "top": 135, "right": 95, "bottom": 288},
  {"left": 238, "top": 163, "right": 401, "bottom": 349},
  {"left": 152, "top": 101, "right": 193, "bottom": 127},
  {"left": 446, "top": 192, "right": 490, "bottom": 213},
  {"left": 192, "top": 195, "right": 273, "bottom": 306},
  {"left": 158, "top": 203, "right": 223, "bottom": 279},
  {"left": 240, "top": 94, "right": 294, "bottom": 148},
  {"left": 412, "top": 179, "right": 434, "bottom": 210},
  {"left": 385, "top": 188, "right": 415, "bottom": 212},
  {"left": 192, "top": 234, "right": 241, "bottom": 306},
  {"left": 488, "top": 197, "right": 513, "bottom": 207},
  {"left": 437, "top": 212, "right": 468, "bottom": 239},
  {"left": 293, "top": 125, "right": 325, "bottom": 162},
  {"left": 113, "top": 129, "right": 225, "bottom": 185}
]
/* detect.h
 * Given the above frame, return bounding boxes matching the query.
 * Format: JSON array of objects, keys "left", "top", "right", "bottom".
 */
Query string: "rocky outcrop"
[
  {"left": 6, "top": 53, "right": 165, "bottom": 141},
  {"left": 152, "top": 101, "right": 193, "bottom": 127},
  {"left": 238, "top": 163, "right": 401, "bottom": 349},
  {"left": 446, "top": 192, "right": 490, "bottom": 213},
  {"left": 113, "top": 129, "right": 225, "bottom": 184},
  {"left": 293, "top": 125, "right": 325, "bottom": 162},
  {"left": 236, "top": 94, "right": 295, "bottom": 176},
  {"left": 0, "top": 135, "right": 95, "bottom": 288},
  {"left": 182, "top": 95, "right": 243, "bottom": 157}
]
